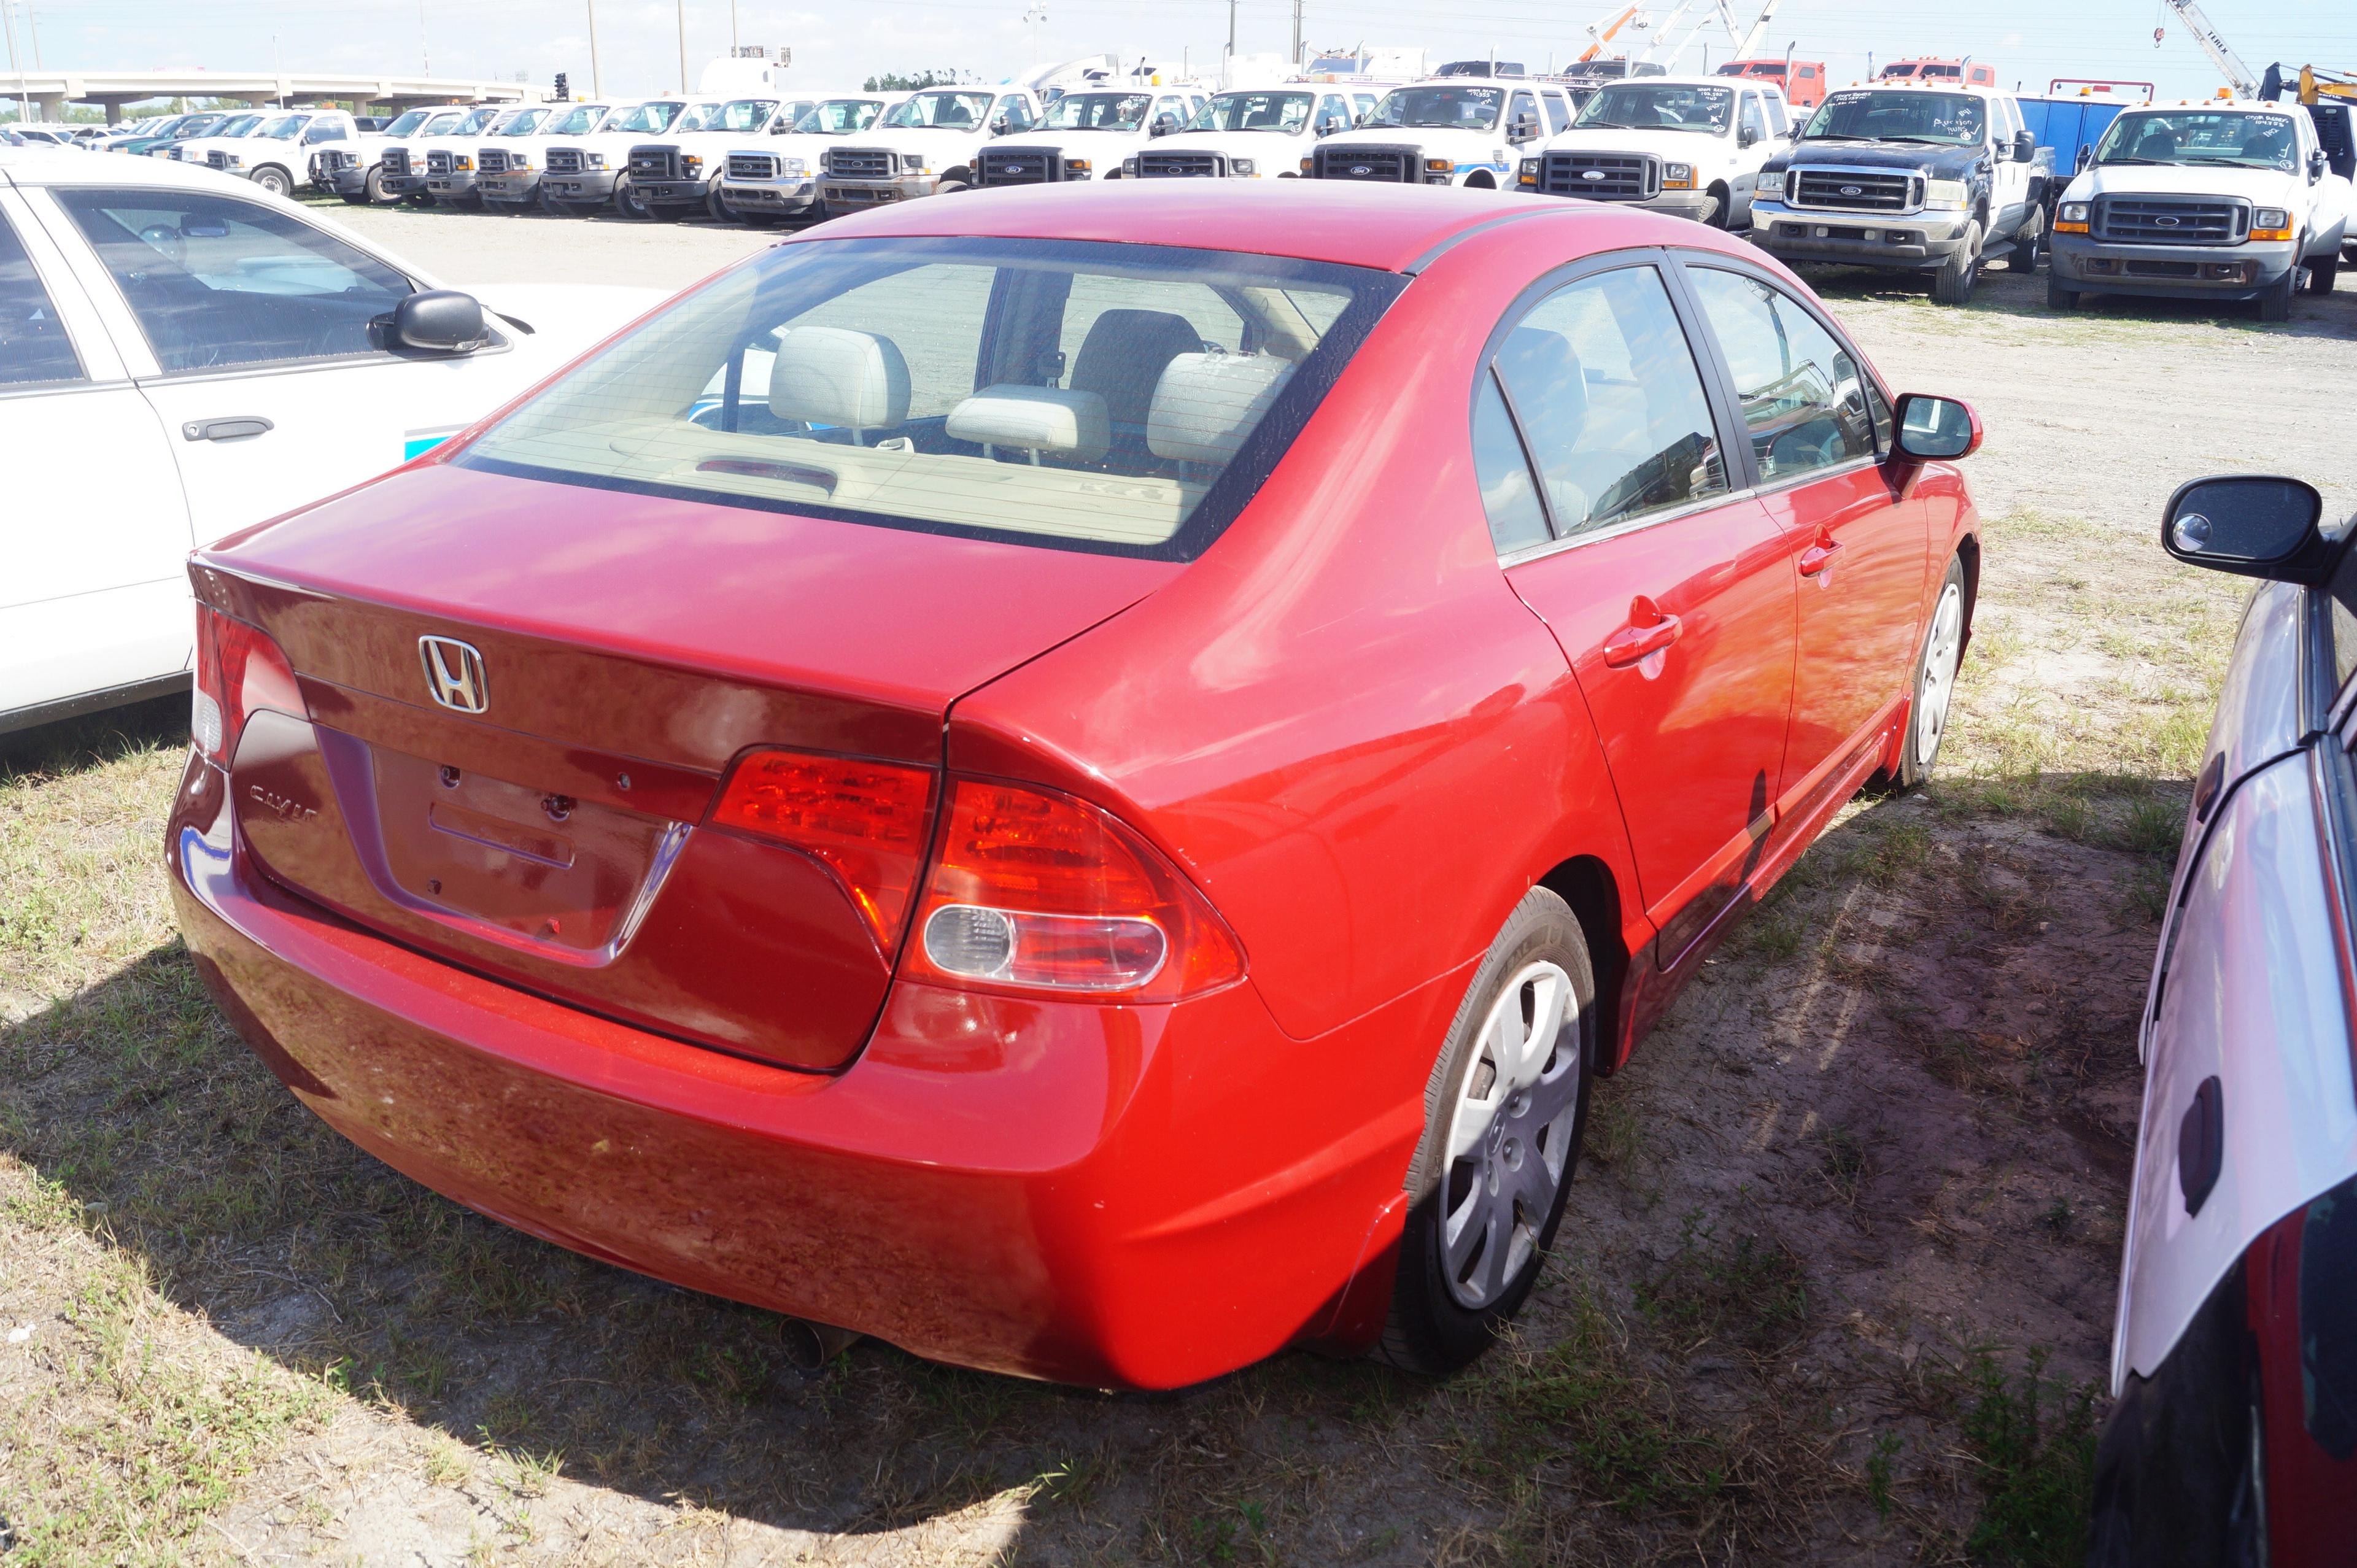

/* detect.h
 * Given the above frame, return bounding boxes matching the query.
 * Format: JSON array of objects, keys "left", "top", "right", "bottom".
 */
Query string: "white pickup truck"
[
  {"left": 375, "top": 106, "right": 513, "bottom": 207},
  {"left": 970, "top": 87, "right": 1207, "bottom": 187},
  {"left": 624, "top": 96, "right": 804, "bottom": 219},
  {"left": 1514, "top": 74, "right": 1792, "bottom": 226},
  {"left": 473, "top": 101, "right": 619, "bottom": 212},
  {"left": 716, "top": 95, "right": 895, "bottom": 222},
  {"left": 172, "top": 110, "right": 367, "bottom": 199},
  {"left": 2048, "top": 99, "right": 2352, "bottom": 321},
  {"left": 1308, "top": 77, "right": 1570, "bottom": 188},
  {"left": 0, "top": 147, "right": 662, "bottom": 735},
  {"left": 1128, "top": 87, "right": 1363, "bottom": 180},
  {"left": 540, "top": 98, "right": 701, "bottom": 217},
  {"left": 815, "top": 87, "right": 1044, "bottom": 207},
  {"left": 312, "top": 105, "right": 444, "bottom": 204},
  {"left": 424, "top": 104, "right": 552, "bottom": 206}
]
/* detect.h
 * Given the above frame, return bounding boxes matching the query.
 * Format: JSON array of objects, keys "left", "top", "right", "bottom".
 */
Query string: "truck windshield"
[
  {"left": 1576, "top": 83, "right": 1733, "bottom": 133},
  {"left": 546, "top": 105, "right": 604, "bottom": 136},
  {"left": 1042, "top": 93, "right": 1152, "bottom": 131},
  {"left": 459, "top": 235, "right": 1400, "bottom": 562},
  {"left": 681, "top": 99, "right": 776, "bottom": 133},
  {"left": 216, "top": 116, "right": 265, "bottom": 137},
  {"left": 789, "top": 99, "right": 883, "bottom": 134},
  {"left": 1187, "top": 92, "right": 1314, "bottom": 133},
  {"left": 418, "top": 112, "right": 463, "bottom": 136},
  {"left": 379, "top": 110, "right": 430, "bottom": 137},
  {"left": 497, "top": 108, "right": 551, "bottom": 136},
  {"left": 257, "top": 117, "right": 310, "bottom": 140},
  {"left": 455, "top": 108, "right": 500, "bottom": 135},
  {"left": 883, "top": 92, "right": 996, "bottom": 129},
  {"left": 2094, "top": 110, "right": 2297, "bottom": 171},
  {"left": 171, "top": 115, "right": 226, "bottom": 137},
  {"left": 1803, "top": 89, "right": 1984, "bottom": 145},
  {"left": 1366, "top": 86, "right": 1503, "bottom": 130},
  {"left": 608, "top": 102, "right": 684, "bottom": 134}
]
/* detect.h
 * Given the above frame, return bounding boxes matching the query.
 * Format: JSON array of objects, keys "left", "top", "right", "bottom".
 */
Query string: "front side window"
[
  {"left": 1762, "top": 92, "right": 1789, "bottom": 134},
  {"left": 1541, "top": 89, "right": 1571, "bottom": 131},
  {"left": 1803, "top": 90, "right": 1985, "bottom": 146},
  {"left": 1684, "top": 268, "right": 1876, "bottom": 483},
  {"left": 1477, "top": 266, "right": 1728, "bottom": 544},
  {"left": 1188, "top": 93, "right": 1314, "bottom": 133},
  {"left": 256, "top": 116, "right": 311, "bottom": 141},
  {"left": 883, "top": 92, "right": 995, "bottom": 130},
  {"left": 458, "top": 236, "right": 1398, "bottom": 559},
  {"left": 1739, "top": 93, "right": 1767, "bottom": 142},
  {"left": 53, "top": 188, "right": 414, "bottom": 373},
  {"left": 1577, "top": 83, "right": 1735, "bottom": 134},
  {"left": 1318, "top": 96, "right": 1352, "bottom": 133},
  {"left": 2095, "top": 110, "right": 2299, "bottom": 172},
  {"left": 0, "top": 212, "right": 83, "bottom": 387},
  {"left": 608, "top": 102, "right": 683, "bottom": 136},
  {"left": 1000, "top": 96, "right": 1035, "bottom": 129},
  {"left": 454, "top": 107, "right": 500, "bottom": 136}
]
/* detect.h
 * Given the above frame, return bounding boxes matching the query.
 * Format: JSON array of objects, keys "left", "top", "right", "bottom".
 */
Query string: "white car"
[
  {"left": 0, "top": 148, "right": 662, "bottom": 734},
  {"left": 474, "top": 100, "right": 624, "bottom": 212},
  {"left": 622, "top": 96, "right": 804, "bottom": 219},
  {"left": 815, "top": 86, "right": 1045, "bottom": 207},
  {"left": 2048, "top": 100, "right": 2352, "bottom": 321},
  {"left": 1128, "top": 87, "right": 1363, "bottom": 180},
  {"left": 715, "top": 94, "right": 897, "bottom": 222},
  {"left": 1308, "top": 77, "right": 1572, "bottom": 188},
  {"left": 970, "top": 87, "right": 1207, "bottom": 187},
  {"left": 1515, "top": 74, "right": 1792, "bottom": 227},
  {"left": 540, "top": 98, "right": 699, "bottom": 217}
]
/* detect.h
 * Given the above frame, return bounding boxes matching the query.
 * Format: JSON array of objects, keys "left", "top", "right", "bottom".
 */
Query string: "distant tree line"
[{"left": 862, "top": 70, "right": 972, "bottom": 91}]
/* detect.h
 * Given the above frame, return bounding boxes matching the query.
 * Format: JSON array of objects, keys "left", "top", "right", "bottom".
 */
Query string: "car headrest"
[
  {"left": 1145, "top": 352, "right": 1295, "bottom": 467},
  {"left": 768, "top": 326, "right": 911, "bottom": 430},
  {"left": 945, "top": 385, "right": 1111, "bottom": 462}
]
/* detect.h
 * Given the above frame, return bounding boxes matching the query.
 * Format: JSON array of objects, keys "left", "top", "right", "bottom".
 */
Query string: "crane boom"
[
  {"left": 1579, "top": 4, "right": 1641, "bottom": 64},
  {"left": 2160, "top": 0, "right": 2258, "bottom": 97},
  {"left": 1730, "top": 0, "right": 1784, "bottom": 61},
  {"left": 1638, "top": 0, "right": 1716, "bottom": 66}
]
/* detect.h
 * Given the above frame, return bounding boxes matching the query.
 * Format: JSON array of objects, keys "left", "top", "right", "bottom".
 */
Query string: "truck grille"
[
  {"left": 1313, "top": 144, "right": 1418, "bottom": 182},
  {"left": 825, "top": 147, "right": 894, "bottom": 179},
  {"left": 1790, "top": 169, "right": 1919, "bottom": 212},
  {"left": 315, "top": 150, "right": 352, "bottom": 173},
  {"left": 1137, "top": 149, "right": 1225, "bottom": 177},
  {"left": 2093, "top": 196, "right": 2247, "bottom": 246},
  {"left": 426, "top": 150, "right": 455, "bottom": 176},
  {"left": 977, "top": 147, "right": 1064, "bottom": 185},
  {"left": 1538, "top": 151, "right": 1658, "bottom": 199},
  {"left": 206, "top": 150, "right": 230, "bottom": 170},
  {"left": 629, "top": 145, "right": 676, "bottom": 179},
  {"left": 728, "top": 152, "right": 779, "bottom": 180},
  {"left": 479, "top": 150, "right": 512, "bottom": 174},
  {"left": 382, "top": 149, "right": 412, "bottom": 176},
  {"left": 544, "top": 148, "right": 582, "bottom": 174}
]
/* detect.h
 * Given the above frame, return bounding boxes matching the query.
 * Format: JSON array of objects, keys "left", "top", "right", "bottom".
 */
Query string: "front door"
[
  {"left": 1476, "top": 260, "right": 1798, "bottom": 960},
  {"left": 1679, "top": 261, "right": 1927, "bottom": 817}
]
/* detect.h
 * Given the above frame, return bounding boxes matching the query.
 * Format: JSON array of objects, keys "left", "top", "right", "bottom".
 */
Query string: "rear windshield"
[{"left": 458, "top": 236, "right": 1401, "bottom": 560}]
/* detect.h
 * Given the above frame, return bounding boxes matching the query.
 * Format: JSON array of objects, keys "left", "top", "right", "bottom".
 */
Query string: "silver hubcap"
[
  {"left": 1915, "top": 581, "right": 1964, "bottom": 770},
  {"left": 1439, "top": 960, "right": 1582, "bottom": 1310}
]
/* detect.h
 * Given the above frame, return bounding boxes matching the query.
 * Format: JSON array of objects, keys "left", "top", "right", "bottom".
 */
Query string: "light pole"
[
  {"left": 1290, "top": 0, "right": 1301, "bottom": 69},
  {"left": 1023, "top": 1, "right": 1047, "bottom": 61},
  {"left": 676, "top": 0, "right": 687, "bottom": 93},
  {"left": 418, "top": 0, "right": 430, "bottom": 74},
  {"left": 585, "top": 0, "right": 602, "bottom": 96},
  {"left": 2, "top": 0, "right": 30, "bottom": 126},
  {"left": 24, "top": 0, "right": 39, "bottom": 69},
  {"left": 1226, "top": 0, "right": 1236, "bottom": 74}
]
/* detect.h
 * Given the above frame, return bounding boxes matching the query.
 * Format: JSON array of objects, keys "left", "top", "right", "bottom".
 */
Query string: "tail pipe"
[{"left": 781, "top": 1318, "right": 862, "bottom": 1375}]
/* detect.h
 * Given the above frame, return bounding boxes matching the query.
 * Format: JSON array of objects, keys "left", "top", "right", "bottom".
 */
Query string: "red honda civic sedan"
[{"left": 169, "top": 180, "right": 1983, "bottom": 1388}]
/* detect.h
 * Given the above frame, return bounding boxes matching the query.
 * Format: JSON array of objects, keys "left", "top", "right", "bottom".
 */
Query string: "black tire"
[
  {"left": 1703, "top": 183, "right": 1730, "bottom": 228},
  {"left": 2047, "top": 271, "right": 2079, "bottom": 310},
  {"left": 1377, "top": 887, "right": 1595, "bottom": 1375},
  {"left": 936, "top": 180, "right": 970, "bottom": 195},
  {"left": 1897, "top": 556, "right": 1968, "bottom": 790},
  {"left": 539, "top": 188, "right": 578, "bottom": 217},
  {"left": 364, "top": 166, "right": 395, "bottom": 205},
  {"left": 706, "top": 187, "right": 733, "bottom": 222},
  {"left": 250, "top": 165, "right": 293, "bottom": 198},
  {"left": 1930, "top": 220, "right": 1982, "bottom": 306},
  {"left": 2258, "top": 265, "right": 2296, "bottom": 322},
  {"left": 614, "top": 177, "right": 651, "bottom": 219},
  {"left": 339, "top": 188, "right": 370, "bottom": 206},
  {"left": 2305, "top": 252, "right": 2338, "bottom": 294},
  {"left": 2006, "top": 220, "right": 2040, "bottom": 272},
  {"left": 403, "top": 190, "right": 435, "bottom": 207}
]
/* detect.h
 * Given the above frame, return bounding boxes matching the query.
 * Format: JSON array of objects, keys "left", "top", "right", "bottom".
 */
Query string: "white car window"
[
  {"left": 53, "top": 188, "right": 414, "bottom": 374},
  {"left": 1762, "top": 93, "right": 1789, "bottom": 135},
  {"left": 0, "top": 211, "right": 83, "bottom": 387}
]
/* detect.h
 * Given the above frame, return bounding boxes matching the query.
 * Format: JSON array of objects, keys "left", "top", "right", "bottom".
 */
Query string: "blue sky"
[{"left": 8, "top": 0, "right": 2357, "bottom": 102}]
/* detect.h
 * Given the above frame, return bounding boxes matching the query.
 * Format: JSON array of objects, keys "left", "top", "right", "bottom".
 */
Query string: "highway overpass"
[{"left": 0, "top": 71, "right": 551, "bottom": 123}]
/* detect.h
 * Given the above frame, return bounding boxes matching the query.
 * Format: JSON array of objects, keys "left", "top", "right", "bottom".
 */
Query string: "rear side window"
[
  {"left": 459, "top": 236, "right": 1401, "bottom": 560},
  {"left": 1683, "top": 267, "right": 1876, "bottom": 483},
  {"left": 52, "top": 188, "right": 412, "bottom": 373},
  {"left": 1474, "top": 266, "right": 1728, "bottom": 547},
  {"left": 2326, "top": 533, "right": 2357, "bottom": 697},
  {"left": 0, "top": 210, "right": 83, "bottom": 387}
]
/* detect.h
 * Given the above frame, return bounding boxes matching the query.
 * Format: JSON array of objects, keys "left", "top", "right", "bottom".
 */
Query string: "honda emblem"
[{"left": 419, "top": 636, "right": 489, "bottom": 714}]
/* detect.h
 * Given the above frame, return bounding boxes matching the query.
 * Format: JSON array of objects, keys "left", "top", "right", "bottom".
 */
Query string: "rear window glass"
[{"left": 458, "top": 236, "right": 1400, "bottom": 560}]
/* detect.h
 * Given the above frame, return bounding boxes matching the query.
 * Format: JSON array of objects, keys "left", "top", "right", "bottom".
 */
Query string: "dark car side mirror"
[
  {"left": 2075, "top": 145, "right": 2094, "bottom": 172},
  {"left": 2310, "top": 148, "right": 2328, "bottom": 182},
  {"left": 380, "top": 289, "right": 489, "bottom": 355},
  {"left": 1151, "top": 113, "right": 1178, "bottom": 137},
  {"left": 2161, "top": 475, "right": 2334, "bottom": 583},
  {"left": 2013, "top": 129, "right": 2036, "bottom": 162},
  {"left": 990, "top": 115, "right": 1012, "bottom": 136},
  {"left": 1892, "top": 393, "right": 1981, "bottom": 460},
  {"left": 1738, "top": 124, "right": 1760, "bottom": 148}
]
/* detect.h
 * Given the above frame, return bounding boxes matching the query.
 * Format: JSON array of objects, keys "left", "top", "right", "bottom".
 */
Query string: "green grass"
[{"left": 1956, "top": 1350, "right": 2100, "bottom": 1568}]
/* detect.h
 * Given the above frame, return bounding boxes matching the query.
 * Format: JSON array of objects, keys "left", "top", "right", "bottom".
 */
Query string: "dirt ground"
[{"left": 4, "top": 206, "right": 2356, "bottom": 1566}]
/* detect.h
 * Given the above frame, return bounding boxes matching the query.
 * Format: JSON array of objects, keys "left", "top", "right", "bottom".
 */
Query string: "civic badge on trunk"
[{"left": 419, "top": 636, "right": 489, "bottom": 714}]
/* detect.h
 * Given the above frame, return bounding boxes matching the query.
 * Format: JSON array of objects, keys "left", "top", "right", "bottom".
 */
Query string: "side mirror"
[
  {"left": 1511, "top": 113, "right": 1540, "bottom": 142},
  {"left": 990, "top": 115, "right": 1012, "bottom": 136},
  {"left": 1151, "top": 113, "right": 1178, "bottom": 137},
  {"left": 2013, "top": 129, "right": 2036, "bottom": 162},
  {"left": 2075, "top": 145, "right": 2093, "bottom": 172},
  {"left": 1738, "top": 124, "right": 1760, "bottom": 148},
  {"left": 2161, "top": 475, "right": 2333, "bottom": 583},
  {"left": 2310, "top": 149, "right": 2327, "bottom": 181},
  {"left": 1892, "top": 393, "right": 1981, "bottom": 460},
  {"left": 381, "top": 289, "right": 489, "bottom": 355}
]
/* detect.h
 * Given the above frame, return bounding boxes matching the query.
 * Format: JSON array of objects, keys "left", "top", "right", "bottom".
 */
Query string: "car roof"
[{"left": 789, "top": 179, "right": 1619, "bottom": 272}]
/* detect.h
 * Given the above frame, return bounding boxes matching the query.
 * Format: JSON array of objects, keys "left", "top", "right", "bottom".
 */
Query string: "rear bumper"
[
  {"left": 167, "top": 750, "right": 1430, "bottom": 1388},
  {"left": 2050, "top": 234, "right": 2295, "bottom": 301},
  {"left": 1750, "top": 199, "right": 1975, "bottom": 269}
]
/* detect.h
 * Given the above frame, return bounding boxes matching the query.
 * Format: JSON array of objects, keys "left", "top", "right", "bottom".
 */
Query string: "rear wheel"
[
  {"left": 2258, "top": 265, "right": 2297, "bottom": 322},
  {"left": 1377, "top": 887, "right": 1593, "bottom": 1375},
  {"left": 1931, "top": 221, "right": 1982, "bottom": 306},
  {"left": 1897, "top": 559, "right": 1967, "bottom": 789},
  {"left": 250, "top": 165, "right": 293, "bottom": 198},
  {"left": 2305, "top": 252, "right": 2339, "bottom": 293}
]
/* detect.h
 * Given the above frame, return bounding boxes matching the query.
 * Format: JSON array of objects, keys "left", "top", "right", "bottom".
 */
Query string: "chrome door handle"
[{"left": 182, "top": 417, "right": 274, "bottom": 442}]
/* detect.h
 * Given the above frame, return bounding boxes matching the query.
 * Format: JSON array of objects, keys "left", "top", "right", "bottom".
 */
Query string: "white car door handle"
[{"left": 182, "top": 417, "right": 274, "bottom": 442}]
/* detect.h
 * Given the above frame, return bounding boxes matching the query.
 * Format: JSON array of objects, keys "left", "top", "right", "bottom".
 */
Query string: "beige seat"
[{"left": 768, "top": 326, "right": 910, "bottom": 443}]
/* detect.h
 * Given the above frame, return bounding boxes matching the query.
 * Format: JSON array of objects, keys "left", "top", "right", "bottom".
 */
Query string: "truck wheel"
[
  {"left": 937, "top": 180, "right": 971, "bottom": 195},
  {"left": 403, "top": 190, "right": 435, "bottom": 207},
  {"left": 339, "top": 187, "right": 371, "bottom": 206},
  {"left": 2259, "top": 267, "right": 2296, "bottom": 322},
  {"left": 2046, "top": 272, "right": 2079, "bottom": 311},
  {"left": 364, "top": 166, "right": 395, "bottom": 205},
  {"left": 2305, "top": 253, "right": 2339, "bottom": 294},
  {"left": 706, "top": 188, "right": 734, "bottom": 222},
  {"left": 1930, "top": 221, "right": 1982, "bottom": 306},
  {"left": 1703, "top": 183, "right": 1730, "bottom": 228},
  {"left": 2007, "top": 222, "right": 2041, "bottom": 272},
  {"left": 614, "top": 178, "right": 652, "bottom": 219},
  {"left": 251, "top": 166, "right": 293, "bottom": 198}
]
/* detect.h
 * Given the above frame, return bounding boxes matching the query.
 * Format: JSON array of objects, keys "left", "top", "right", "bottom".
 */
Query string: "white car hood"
[
  {"left": 2065, "top": 163, "right": 2303, "bottom": 205},
  {"left": 1539, "top": 126, "right": 1735, "bottom": 163}
]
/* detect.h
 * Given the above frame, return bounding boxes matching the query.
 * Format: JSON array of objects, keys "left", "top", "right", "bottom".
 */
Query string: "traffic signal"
[{"left": 554, "top": 72, "right": 569, "bottom": 101}]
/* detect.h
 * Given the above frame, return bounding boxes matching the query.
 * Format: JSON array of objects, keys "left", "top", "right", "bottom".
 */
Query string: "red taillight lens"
[
  {"left": 710, "top": 749, "right": 936, "bottom": 954},
  {"left": 192, "top": 603, "right": 303, "bottom": 765},
  {"left": 906, "top": 778, "right": 1244, "bottom": 1002}
]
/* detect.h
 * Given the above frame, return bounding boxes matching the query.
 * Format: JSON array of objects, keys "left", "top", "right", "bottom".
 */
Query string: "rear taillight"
[
  {"left": 710, "top": 749, "right": 936, "bottom": 952},
  {"left": 905, "top": 779, "right": 1244, "bottom": 1002},
  {"left": 191, "top": 603, "right": 303, "bottom": 765}
]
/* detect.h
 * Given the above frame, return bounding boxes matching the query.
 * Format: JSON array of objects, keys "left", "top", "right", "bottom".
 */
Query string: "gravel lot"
[{"left": 4, "top": 203, "right": 2356, "bottom": 1566}]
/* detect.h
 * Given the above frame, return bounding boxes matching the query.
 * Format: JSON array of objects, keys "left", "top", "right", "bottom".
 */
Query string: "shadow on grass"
[{"left": 0, "top": 694, "right": 188, "bottom": 786}]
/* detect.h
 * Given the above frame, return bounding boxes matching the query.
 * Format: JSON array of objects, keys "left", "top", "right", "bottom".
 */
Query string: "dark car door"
[
  {"left": 1678, "top": 258, "right": 1927, "bottom": 819},
  {"left": 1476, "top": 257, "right": 1797, "bottom": 965}
]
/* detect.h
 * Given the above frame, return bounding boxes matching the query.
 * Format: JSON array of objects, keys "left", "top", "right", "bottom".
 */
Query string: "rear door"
[
  {"left": 1481, "top": 256, "right": 1797, "bottom": 965},
  {"left": 1678, "top": 257, "right": 1925, "bottom": 821}
]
